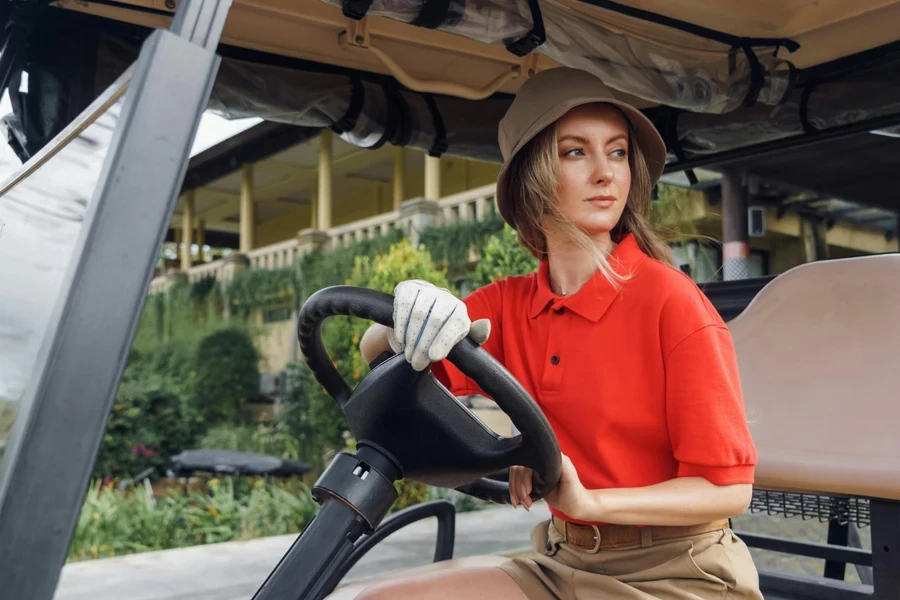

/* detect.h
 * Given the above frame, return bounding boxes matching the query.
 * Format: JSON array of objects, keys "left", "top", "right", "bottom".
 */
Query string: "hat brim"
[{"left": 496, "top": 96, "right": 667, "bottom": 228}]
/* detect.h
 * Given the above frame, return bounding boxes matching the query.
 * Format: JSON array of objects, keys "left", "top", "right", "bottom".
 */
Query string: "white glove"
[{"left": 390, "top": 280, "right": 490, "bottom": 371}]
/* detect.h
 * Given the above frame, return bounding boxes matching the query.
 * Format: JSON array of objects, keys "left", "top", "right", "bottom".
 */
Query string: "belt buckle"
[{"left": 586, "top": 524, "right": 602, "bottom": 554}]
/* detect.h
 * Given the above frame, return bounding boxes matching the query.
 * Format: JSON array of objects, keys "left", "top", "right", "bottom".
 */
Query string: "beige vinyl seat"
[{"left": 728, "top": 253, "right": 900, "bottom": 500}]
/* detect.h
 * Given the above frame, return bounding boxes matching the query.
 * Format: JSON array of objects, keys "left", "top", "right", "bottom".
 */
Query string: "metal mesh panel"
[
  {"left": 750, "top": 489, "right": 871, "bottom": 527},
  {"left": 723, "top": 257, "right": 751, "bottom": 280}
]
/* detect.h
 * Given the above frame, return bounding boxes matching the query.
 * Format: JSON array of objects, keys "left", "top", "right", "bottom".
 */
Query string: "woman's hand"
[
  {"left": 509, "top": 454, "right": 594, "bottom": 521},
  {"left": 544, "top": 454, "right": 593, "bottom": 521},
  {"left": 389, "top": 280, "right": 491, "bottom": 371},
  {"left": 509, "top": 465, "right": 534, "bottom": 510}
]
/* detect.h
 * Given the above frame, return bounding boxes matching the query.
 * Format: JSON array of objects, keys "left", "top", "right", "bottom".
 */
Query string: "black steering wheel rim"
[{"left": 296, "top": 285, "right": 561, "bottom": 504}]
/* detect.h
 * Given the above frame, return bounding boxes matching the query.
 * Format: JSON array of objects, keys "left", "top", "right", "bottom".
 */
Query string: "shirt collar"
[{"left": 528, "top": 233, "right": 648, "bottom": 322}]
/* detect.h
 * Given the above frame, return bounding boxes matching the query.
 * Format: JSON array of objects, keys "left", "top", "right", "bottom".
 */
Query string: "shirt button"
[{"left": 551, "top": 355, "right": 560, "bottom": 365}]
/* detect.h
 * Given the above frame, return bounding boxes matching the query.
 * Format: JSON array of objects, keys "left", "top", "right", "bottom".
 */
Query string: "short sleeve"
[
  {"left": 661, "top": 280, "right": 758, "bottom": 486},
  {"left": 431, "top": 280, "right": 505, "bottom": 397}
]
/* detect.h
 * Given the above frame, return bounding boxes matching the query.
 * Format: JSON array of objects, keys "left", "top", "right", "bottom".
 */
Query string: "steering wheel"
[{"left": 296, "top": 286, "right": 561, "bottom": 505}]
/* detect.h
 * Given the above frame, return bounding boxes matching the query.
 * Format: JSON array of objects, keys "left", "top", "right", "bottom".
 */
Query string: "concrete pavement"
[{"left": 53, "top": 503, "right": 550, "bottom": 600}]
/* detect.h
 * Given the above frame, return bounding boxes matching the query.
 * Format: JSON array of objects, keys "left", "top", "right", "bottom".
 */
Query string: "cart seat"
[
  {"left": 728, "top": 253, "right": 900, "bottom": 500},
  {"left": 325, "top": 554, "right": 510, "bottom": 599}
]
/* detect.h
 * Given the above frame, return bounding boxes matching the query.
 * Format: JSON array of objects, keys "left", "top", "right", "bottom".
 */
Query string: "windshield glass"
[{"left": 0, "top": 74, "right": 129, "bottom": 461}]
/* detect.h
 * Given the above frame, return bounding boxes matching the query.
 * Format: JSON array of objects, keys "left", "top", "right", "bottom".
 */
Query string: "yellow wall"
[
  {"left": 255, "top": 318, "right": 296, "bottom": 375},
  {"left": 254, "top": 204, "right": 312, "bottom": 248}
]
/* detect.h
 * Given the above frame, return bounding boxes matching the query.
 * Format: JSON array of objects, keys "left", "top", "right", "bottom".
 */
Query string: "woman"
[{"left": 357, "top": 67, "right": 761, "bottom": 600}]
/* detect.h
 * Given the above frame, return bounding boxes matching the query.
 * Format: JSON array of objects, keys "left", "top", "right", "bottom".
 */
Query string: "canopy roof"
[{"left": 9, "top": 1, "right": 899, "bottom": 221}]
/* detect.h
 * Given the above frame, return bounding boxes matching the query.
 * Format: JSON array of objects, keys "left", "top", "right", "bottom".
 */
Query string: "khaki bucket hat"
[{"left": 496, "top": 67, "right": 668, "bottom": 227}]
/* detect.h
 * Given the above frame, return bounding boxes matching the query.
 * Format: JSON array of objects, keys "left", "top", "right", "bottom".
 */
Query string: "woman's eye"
[
  {"left": 563, "top": 148, "right": 584, "bottom": 157},
  {"left": 611, "top": 148, "right": 628, "bottom": 158}
]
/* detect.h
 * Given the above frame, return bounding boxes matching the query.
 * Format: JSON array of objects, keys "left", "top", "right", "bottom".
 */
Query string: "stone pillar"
[
  {"left": 801, "top": 217, "right": 829, "bottom": 262},
  {"left": 425, "top": 154, "right": 441, "bottom": 201},
  {"left": 296, "top": 228, "right": 331, "bottom": 254},
  {"left": 309, "top": 187, "right": 318, "bottom": 230},
  {"left": 400, "top": 197, "right": 440, "bottom": 247},
  {"left": 196, "top": 219, "right": 206, "bottom": 263},
  {"left": 174, "top": 228, "right": 182, "bottom": 263},
  {"left": 221, "top": 253, "right": 249, "bottom": 283},
  {"left": 181, "top": 191, "right": 195, "bottom": 271},
  {"left": 393, "top": 146, "right": 406, "bottom": 210},
  {"left": 721, "top": 170, "right": 750, "bottom": 280},
  {"left": 221, "top": 253, "right": 250, "bottom": 319},
  {"left": 240, "top": 163, "right": 255, "bottom": 253},
  {"left": 318, "top": 131, "right": 333, "bottom": 230}
]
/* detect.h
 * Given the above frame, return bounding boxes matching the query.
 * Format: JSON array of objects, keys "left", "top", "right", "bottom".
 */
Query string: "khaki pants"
[{"left": 499, "top": 519, "right": 763, "bottom": 599}]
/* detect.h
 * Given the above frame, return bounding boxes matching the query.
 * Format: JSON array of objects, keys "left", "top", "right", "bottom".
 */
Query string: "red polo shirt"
[{"left": 433, "top": 233, "right": 757, "bottom": 524}]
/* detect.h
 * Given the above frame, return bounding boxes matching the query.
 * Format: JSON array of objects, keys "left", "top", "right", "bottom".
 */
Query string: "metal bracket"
[
  {"left": 338, "top": 15, "right": 371, "bottom": 49},
  {"left": 338, "top": 17, "right": 540, "bottom": 100}
]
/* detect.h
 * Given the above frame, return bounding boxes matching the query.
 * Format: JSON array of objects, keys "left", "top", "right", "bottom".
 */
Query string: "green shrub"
[
  {"left": 471, "top": 224, "right": 539, "bottom": 288},
  {"left": 191, "top": 327, "right": 260, "bottom": 425},
  {"left": 92, "top": 377, "right": 203, "bottom": 480},
  {"left": 420, "top": 210, "right": 505, "bottom": 283},
  {"left": 392, "top": 480, "right": 436, "bottom": 512},
  {"left": 68, "top": 477, "right": 318, "bottom": 561},
  {"left": 281, "top": 361, "right": 349, "bottom": 474},
  {"left": 200, "top": 422, "right": 301, "bottom": 460}
]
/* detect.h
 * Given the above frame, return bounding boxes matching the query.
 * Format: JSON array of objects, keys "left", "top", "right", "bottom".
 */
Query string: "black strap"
[
  {"left": 663, "top": 109, "right": 697, "bottom": 185},
  {"left": 777, "top": 61, "right": 798, "bottom": 106},
  {"left": 411, "top": 0, "right": 452, "bottom": 29},
  {"left": 331, "top": 78, "right": 365, "bottom": 134},
  {"left": 577, "top": 0, "right": 799, "bottom": 53},
  {"left": 424, "top": 94, "right": 448, "bottom": 157},
  {"left": 342, "top": 0, "right": 373, "bottom": 20},
  {"left": 799, "top": 82, "right": 818, "bottom": 134},
  {"left": 506, "top": 0, "right": 546, "bottom": 57},
  {"left": 741, "top": 45, "right": 764, "bottom": 108},
  {"left": 385, "top": 86, "right": 413, "bottom": 147},
  {"left": 367, "top": 84, "right": 400, "bottom": 150}
]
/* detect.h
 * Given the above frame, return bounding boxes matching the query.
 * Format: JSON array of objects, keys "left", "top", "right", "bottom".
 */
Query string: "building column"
[
  {"left": 393, "top": 146, "right": 406, "bottom": 210},
  {"left": 801, "top": 217, "right": 829, "bottom": 262},
  {"left": 721, "top": 170, "right": 750, "bottom": 280},
  {"left": 400, "top": 197, "right": 440, "bottom": 248},
  {"left": 240, "top": 163, "right": 255, "bottom": 253},
  {"left": 196, "top": 219, "right": 206, "bottom": 263},
  {"left": 309, "top": 187, "right": 319, "bottom": 230},
  {"left": 317, "top": 130, "right": 333, "bottom": 230},
  {"left": 181, "top": 191, "right": 195, "bottom": 271},
  {"left": 174, "top": 228, "right": 182, "bottom": 263},
  {"left": 425, "top": 154, "right": 441, "bottom": 201}
]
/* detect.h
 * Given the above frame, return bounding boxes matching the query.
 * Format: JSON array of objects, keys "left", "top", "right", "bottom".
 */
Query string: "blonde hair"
[{"left": 505, "top": 110, "right": 674, "bottom": 286}]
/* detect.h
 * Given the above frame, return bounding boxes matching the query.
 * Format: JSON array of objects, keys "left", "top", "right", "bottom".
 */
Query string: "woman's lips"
[{"left": 586, "top": 195, "right": 617, "bottom": 208}]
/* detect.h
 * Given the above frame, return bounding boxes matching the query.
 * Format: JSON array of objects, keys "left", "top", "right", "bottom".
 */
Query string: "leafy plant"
[
  {"left": 470, "top": 224, "right": 539, "bottom": 289},
  {"left": 650, "top": 182, "right": 705, "bottom": 243},
  {"left": 419, "top": 211, "right": 505, "bottom": 284},
  {"left": 227, "top": 267, "right": 299, "bottom": 318},
  {"left": 200, "top": 422, "right": 301, "bottom": 460},
  {"left": 280, "top": 361, "right": 350, "bottom": 474},
  {"left": 191, "top": 327, "right": 260, "bottom": 425},
  {"left": 92, "top": 376, "right": 203, "bottom": 481},
  {"left": 68, "top": 477, "right": 318, "bottom": 561}
]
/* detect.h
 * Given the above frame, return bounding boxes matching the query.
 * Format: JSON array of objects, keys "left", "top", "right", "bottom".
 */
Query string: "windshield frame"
[{"left": 0, "top": 3, "right": 229, "bottom": 597}]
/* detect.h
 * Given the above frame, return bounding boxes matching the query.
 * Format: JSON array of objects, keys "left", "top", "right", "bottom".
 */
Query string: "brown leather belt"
[{"left": 551, "top": 516, "right": 731, "bottom": 552}]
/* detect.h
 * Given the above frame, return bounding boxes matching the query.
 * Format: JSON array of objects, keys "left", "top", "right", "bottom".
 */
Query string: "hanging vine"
[{"left": 418, "top": 211, "right": 505, "bottom": 285}]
